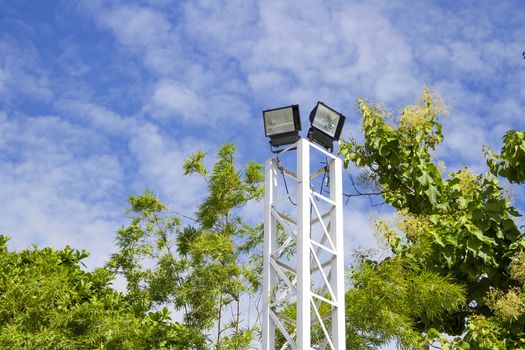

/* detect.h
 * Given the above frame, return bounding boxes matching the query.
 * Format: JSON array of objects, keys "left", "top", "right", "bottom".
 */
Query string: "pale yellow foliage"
[
  {"left": 398, "top": 87, "right": 449, "bottom": 133},
  {"left": 396, "top": 209, "right": 431, "bottom": 241},
  {"left": 485, "top": 287, "right": 525, "bottom": 322},
  {"left": 372, "top": 216, "right": 398, "bottom": 249},
  {"left": 510, "top": 251, "right": 525, "bottom": 285},
  {"left": 359, "top": 99, "right": 395, "bottom": 130},
  {"left": 456, "top": 168, "right": 478, "bottom": 197},
  {"left": 373, "top": 209, "right": 431, "bottom": 245}
]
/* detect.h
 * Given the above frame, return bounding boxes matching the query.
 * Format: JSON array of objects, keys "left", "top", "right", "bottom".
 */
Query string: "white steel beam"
[
  {"left": 263, "top": 158, "right": 277, "bottom": 350},
  {"left": 330, "top": 156, "right": 345, "bottom": 350},
  {"left": 297, "top": 138, "right": 311, "bottom": 349}
]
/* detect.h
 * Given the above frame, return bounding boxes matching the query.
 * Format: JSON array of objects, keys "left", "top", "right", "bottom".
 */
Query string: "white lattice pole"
[{"left": 262, "top": 139, "right": 345, "bottom": 350}]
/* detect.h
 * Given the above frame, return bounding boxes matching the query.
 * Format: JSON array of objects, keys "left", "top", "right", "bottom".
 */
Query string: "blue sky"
[{"left": 1, "top": 0, "right": 524, "bottom": 275}]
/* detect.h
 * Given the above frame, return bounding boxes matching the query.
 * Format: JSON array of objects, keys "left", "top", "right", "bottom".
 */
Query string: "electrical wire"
[
  {"left": 276, "top": 156, "right": 297, "bottom": 206},
  {"left": 318, "top": 156, "right": 329, "bottom": 197},
  {"left": 282, "top": 171, "right": 297, "bottom": 206}
]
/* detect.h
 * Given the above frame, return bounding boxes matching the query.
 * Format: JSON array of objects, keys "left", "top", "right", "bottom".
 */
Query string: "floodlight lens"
[
  {"left": 312, "top": 103, "right": 339, "bottom": 138},
  {"left": 264, "top": 108, "right": 295, "bottom": 136}
]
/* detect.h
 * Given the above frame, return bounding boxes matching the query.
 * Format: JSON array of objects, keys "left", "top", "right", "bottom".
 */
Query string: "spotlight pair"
[{"left": 262, "top": 102, "right": 346, "bottom": 152}]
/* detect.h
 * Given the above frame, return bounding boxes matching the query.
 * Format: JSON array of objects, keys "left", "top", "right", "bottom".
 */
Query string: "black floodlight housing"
[
  {"left": 307, "top": 101, "right": 345, "bottom": 151},
  {"left": 263, "top": 104, "right": 301, "bottom": 148}
]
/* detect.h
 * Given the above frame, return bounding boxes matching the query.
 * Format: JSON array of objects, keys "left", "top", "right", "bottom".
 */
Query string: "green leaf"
[
  {"left": 417, "top": 172, "right": 433, "bottom": 186},
  {"left": 425, "top": 185, "right": 439, "bottom": 205}
]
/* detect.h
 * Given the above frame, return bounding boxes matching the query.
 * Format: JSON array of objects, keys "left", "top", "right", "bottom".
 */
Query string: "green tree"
[
  {"left": 0, "top": 236, "right": 199, "bottom": 349},
  {"left": 486, "top": 130, "right": 525, "bottom": 184},
  {"left": 340, "top": 88, "right": 525, "bottom": 348},
  {"left": 108, "top": 143, "right": 264, "bottom": 349}
]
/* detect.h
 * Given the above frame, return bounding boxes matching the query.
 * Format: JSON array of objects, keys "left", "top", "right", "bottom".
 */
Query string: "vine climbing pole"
[{"left": 262, "top": 138, "right": 345, "bottom": 350}]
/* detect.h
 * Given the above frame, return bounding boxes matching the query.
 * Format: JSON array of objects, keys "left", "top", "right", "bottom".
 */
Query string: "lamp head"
[
  {"left": 307, "top": 102, "right": 345, "bottom": 151},
  {"left": 263, "top": 104, "right": 301, "bottom": 147}
]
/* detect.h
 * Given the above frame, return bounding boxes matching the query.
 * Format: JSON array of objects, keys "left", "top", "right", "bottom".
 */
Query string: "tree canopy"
[
  {"left": 340, "top": 88, "right": 525, "bottom": 349},
  {"left": 0, "top": 236, "right": 198, "bottom": 349},
  {"left": 107, "top": 143, "right": 264, "bottom": 349}
]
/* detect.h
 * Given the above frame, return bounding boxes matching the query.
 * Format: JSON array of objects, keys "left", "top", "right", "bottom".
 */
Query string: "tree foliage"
[
  {"left": 340, "top": 88, "right": 525, "bottom": 348},
  {"left": 486, "top": 130, "right": 525, "bottom": 184},
  {"left": 108, "top": 143, "right": 264, "bottom": 349},
  {"left": 345, "top": 255, "right": 465, "bottom": 349},
  {"left": 0, "top": 236, "right": 197, "bottom": 349}
]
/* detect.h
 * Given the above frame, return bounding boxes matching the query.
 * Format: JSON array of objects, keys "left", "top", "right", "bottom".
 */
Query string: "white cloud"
[
  {"left": 145, "top": 80, "right": 206, "bottom": 122},
  {"left": 80, "top": 1, "right": 183, "bottom": 78},
  {"left": 101, "top": 4, "right": 173, "bottom": 51},
  {"left": 343, "top": 208, "right": 376, "bottom": 251},
  {"left": 442, "top": 125, "right": 486, "bottom": 166},
  {"left": 244, "top": 0, "right": 420, "bottom": 107},
  {"left": 144, "top": 79, "right": 252, "bottom": 125},
  {"left": 181, "top": 0, "right": 259, "bottom": 54},
  {"left": 56, "top": 39, "right": 91, "bottom": 77},
  {"left": 54, "top": 98, "right": 139, "bottom": 135},
  {"left": 490, "top": 97, "right": 525, "bottom": 127},
  {"left": 0, "top": 101, "right": 214, "bottom": 267},
  {"left": 0, "top": 36, "right": 53, "bottom": 103},
  {"left": 449, "top": 42, "right": 486, "bottom": 76},
  {"left": 0, "top": 111, "right": 124, "bottom": 268},
  {"left": 126, "top": 121, "right": 210, "bottom": 214},
  {"left": 84, "top": 1, "right": 255, "bottom": 127},
  {"left": 55, "top": 96, "right": 213, "bottom": 218}
]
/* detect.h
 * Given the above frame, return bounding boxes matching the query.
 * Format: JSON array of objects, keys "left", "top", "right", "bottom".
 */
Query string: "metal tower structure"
[{"left": 262, "top": 138, "right": 345, "bottom": 349}]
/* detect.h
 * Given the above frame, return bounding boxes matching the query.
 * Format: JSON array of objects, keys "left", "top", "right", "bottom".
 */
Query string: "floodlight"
[
  {"left": 263, "top": 104, "right": 301, "bottom": 147},
  {"left": 307, "top": 101, "right": 345, "bottom": 150}
]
